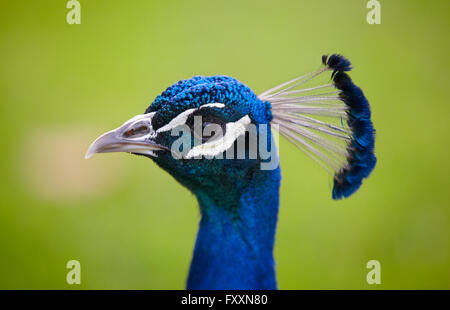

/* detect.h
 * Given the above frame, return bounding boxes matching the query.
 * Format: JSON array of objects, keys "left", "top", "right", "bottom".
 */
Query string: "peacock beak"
[{"left": 85, "top": 112, "right": 167, "bottom": 159}]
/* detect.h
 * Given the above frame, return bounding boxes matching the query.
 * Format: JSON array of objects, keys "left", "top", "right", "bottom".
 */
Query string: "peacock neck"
[{"left": 187, "top": 166, "right": 281, "bottom": 290}]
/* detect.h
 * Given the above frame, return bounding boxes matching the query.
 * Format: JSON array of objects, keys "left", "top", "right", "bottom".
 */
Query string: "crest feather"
[{"left": 259, "top": 54, "right": 376, "bottom": 199}]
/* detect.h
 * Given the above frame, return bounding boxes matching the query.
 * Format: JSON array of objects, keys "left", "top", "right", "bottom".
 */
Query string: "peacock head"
[
  {"left": 85, "top": 76, "right": 277, "bottom": 197},
  {"left": 86, "top": 55, "right": 376, "bottom": 200}
]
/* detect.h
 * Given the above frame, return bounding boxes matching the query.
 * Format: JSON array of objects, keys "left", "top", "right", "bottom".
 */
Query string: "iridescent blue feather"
[{"left": 331, "top": 68, "right": 376, "bottom": 199}]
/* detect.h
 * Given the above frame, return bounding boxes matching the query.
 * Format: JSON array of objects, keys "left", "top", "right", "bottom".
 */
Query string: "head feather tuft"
[
  {"left": 260, "top": 54, "right": 376, "bottom": 199},
  {"left": 322, "top": 54, "right": 353, "bottom": 72}
]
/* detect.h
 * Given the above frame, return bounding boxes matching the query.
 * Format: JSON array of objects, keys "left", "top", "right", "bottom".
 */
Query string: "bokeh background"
[{"left": 0, "top": 0, "right": 449, "bottom": 289}]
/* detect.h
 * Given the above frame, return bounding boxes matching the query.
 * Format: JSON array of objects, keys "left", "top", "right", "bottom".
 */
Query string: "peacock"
[{"left": 86, "top": 54, "right": 376, "bottom": 289}]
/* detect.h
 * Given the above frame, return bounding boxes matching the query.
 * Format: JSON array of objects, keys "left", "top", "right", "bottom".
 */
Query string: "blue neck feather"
[{"left": 186, "top": 166, "right": 281, "bottom": 290}]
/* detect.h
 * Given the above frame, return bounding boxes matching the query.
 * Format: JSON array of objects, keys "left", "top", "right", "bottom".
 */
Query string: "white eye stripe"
[
  {"left": 184, "top": 115, "right": 251, "bottom": 159},
  {"left": 156, "top": 103, "right": 225, "bottom": 133},
  {"left": 156, "top": 108, "right": 197, "bottom": 133},
  {"left": 199, "top": 103, "right": 225, "bottom": 109}
]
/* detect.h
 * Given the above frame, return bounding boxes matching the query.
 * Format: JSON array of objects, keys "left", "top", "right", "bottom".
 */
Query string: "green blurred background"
[{"left": 0, "top": 0, "right": 449, "bottom": 289}]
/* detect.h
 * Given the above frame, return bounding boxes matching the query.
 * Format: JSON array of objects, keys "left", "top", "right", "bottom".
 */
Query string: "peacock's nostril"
[
  {"left": 123, "top": 124, "right": 150, "bottom": 138},
  {"left": 124, "top": 129, "right": 134, "bottom": 137}
]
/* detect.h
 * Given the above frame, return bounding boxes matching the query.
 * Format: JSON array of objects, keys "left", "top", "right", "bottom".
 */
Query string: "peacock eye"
[
  {"left": 200, "top": 122, "right": 224, "bottom": 143},
  {"left": 189, "top": 116, "right": 226, "bottom": 143},
  {"left": 202, "top": 122, "right": 213, "bottom": 131}
]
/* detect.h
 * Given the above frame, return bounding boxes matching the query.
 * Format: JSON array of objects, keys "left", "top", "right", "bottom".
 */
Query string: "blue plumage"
[
  {"left": 322, "top": 54, "right": 352, "bottom": 72},
  {"left": 328, "top": 57, "right": 376, "bottom": 199},
  {"left": 86, "top": 53, "right": 376, "bottom": 289},
  {"left": 147, "top": 76, "right": 271, "bottom": 129},
  {"left": 143, "top": 75, "right": 280, "bottom": 288},
  {"left": 187, "top": 167, "right": 280, "bottom": 289}
]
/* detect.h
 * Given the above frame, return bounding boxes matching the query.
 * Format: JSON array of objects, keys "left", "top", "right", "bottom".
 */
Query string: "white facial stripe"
[
  {"left": 200, "top": 103, "right": 225, "bottom": 109},
  {"left": 156, "top": 103, "right": 226, "bottom": 133},
  {"left": 185, "top": 115, "right": 251, "bottom": 159},
  {"left": 156, "top": 108, "right": 197, "bottom": 133}
]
